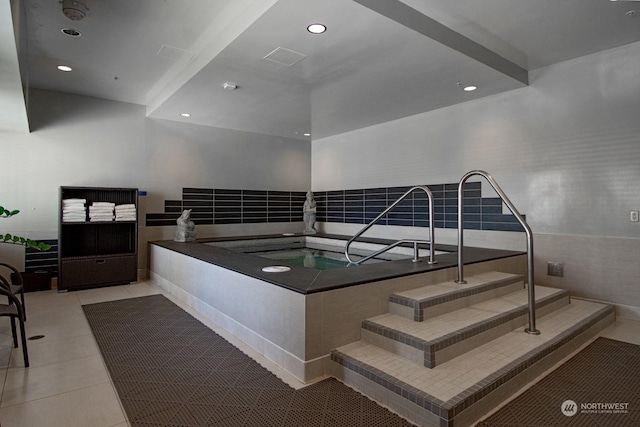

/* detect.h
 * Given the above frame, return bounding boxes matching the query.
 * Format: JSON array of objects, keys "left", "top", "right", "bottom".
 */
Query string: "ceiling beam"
[
  {"left": 146, "top": 0, "right": 279, "bottom": 117},
  {"left": 1, "top": 0, "right": 30, "bottom": 133},
  {"left": 353, "top": 0, "right": 529, "bottom": 85}
]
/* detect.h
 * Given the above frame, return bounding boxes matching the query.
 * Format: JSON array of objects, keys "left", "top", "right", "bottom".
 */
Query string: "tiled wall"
[
  {"left": 146, "top": 183, "right": 525, "bottom": 232},
  {"left": 25, "top": 239, "right": 59, "bottom": 275},
  {"left": 146, "top": 188, "right": 307, "bottom": 226},
  {"left": 314, "top": 182, "right": 525, "bottom": 232}
]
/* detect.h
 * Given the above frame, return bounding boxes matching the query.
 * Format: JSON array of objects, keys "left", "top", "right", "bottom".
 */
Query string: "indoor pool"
[
  {"left": 205, "top": 235, "right": 441, "bottom": 271},
  {"left": 249, "top": 247, "right": 383, "bottom": 270},
  {"left": 151, "top": 234, "right": 526, "bottom": 387}
]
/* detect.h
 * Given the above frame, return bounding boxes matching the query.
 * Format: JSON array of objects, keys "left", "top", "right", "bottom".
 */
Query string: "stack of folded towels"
[
  {"left": 62, "top": 198, "right": 87, "bottom": 222},
  {"left": 89, "top": 202, "right": 115, "bottom": 222},
  {"left": 115, "top": 204, "right": 137, "bottom": 221}
]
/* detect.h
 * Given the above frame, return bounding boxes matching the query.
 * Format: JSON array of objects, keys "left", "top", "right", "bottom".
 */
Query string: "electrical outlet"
[
  {"left": 631, "top": 210, "right": 639, "bottom": 222},
  {"left": 547, "top": 261, "right": 564, "bottom": 277}
]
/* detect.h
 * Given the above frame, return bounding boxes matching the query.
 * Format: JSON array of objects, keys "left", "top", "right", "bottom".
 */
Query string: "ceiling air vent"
[
  {"left": 263, "top": 47, "right": 307, "bottom": 67},
  {"left": 156, "top": 45, "right": 194, "bottom": 62}
]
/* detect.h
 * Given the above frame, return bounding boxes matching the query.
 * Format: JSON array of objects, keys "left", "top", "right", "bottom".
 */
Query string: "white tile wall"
[{"left": 313, "top": 42, "right": 640, "bottom": 314}]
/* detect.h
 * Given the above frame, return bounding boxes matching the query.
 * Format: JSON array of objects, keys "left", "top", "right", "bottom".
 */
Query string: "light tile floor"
[{"left": 1, "top": 281, "right": 639, "bottom": 427}]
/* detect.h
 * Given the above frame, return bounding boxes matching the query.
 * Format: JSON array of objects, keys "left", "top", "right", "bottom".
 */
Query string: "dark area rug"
[
  {"left": 82, "top": 294, "right": 415, "bottom": 427},
  {"left": 477, "top": 337, "right": 640, "bottom": 427}
]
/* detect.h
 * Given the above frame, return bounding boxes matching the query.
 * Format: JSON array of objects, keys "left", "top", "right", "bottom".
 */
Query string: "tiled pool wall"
[
  {"left": 145, "top": 182, "right": 525, "bottom": 232},
  {"left": 149, "top": 242, "right": 527, "bottom": 384}
]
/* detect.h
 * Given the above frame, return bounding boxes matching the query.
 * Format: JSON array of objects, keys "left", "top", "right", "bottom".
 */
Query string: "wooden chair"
[
  {"left": 0, "top": 262, "right": 26, "bottom": 320},
  {"left": 0, "top": 273, "right": 29, "bottom": 367}
]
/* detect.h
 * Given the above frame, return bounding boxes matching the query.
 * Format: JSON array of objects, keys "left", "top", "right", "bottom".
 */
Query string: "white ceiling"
[{"left": 5, "top": 0, "right": 640, "bottom": 139}]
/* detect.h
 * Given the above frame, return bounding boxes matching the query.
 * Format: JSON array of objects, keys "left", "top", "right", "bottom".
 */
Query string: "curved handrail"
[
  {"left": 345, "top": 186, "right": 437, "bottom": 265},
  {"left": 456, "top": 170, "right": 539, "bottom": 335}
]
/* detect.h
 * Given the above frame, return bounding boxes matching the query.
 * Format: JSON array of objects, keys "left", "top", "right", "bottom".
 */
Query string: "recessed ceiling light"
[
  {"left": 307, "top": 23, "right": 327, "bottom": 34},
  {"left": 463, "top": 85, "right": 477, "bottom": 92},
  {"left": 180, "top": 113, "right": 191, "bottom": 117},
  {"left": 303, "top": 133, "right": 311, "bottom": 137},
  {"left": 57, "top": 65, "right": 72, "bottom": 72},
  {"left": 61, "top": 28, "right": 81, "bottom": 37}
]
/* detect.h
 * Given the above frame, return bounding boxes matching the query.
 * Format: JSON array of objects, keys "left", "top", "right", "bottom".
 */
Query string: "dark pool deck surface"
[{"left": 151, "top": 234, "right": 523, "bottom": 294}]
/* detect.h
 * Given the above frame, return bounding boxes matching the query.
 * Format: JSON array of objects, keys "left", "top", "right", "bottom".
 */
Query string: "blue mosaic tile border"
[
  {"left": 25, "top": 239, "right": 59, "bottom": 276},
  {"left": 146, "top": 182, "right": 525, "bottom": 231},
  {"left": 146, "top": 188, "right": 306, "bottom": 226},
  {"left": 314, "top": 182, "right": 525, "bottom": 232}
]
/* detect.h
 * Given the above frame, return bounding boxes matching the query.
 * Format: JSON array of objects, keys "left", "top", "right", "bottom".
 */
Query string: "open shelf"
[{"left": 58, "top": 186, "right": 138, "bottom": 291}]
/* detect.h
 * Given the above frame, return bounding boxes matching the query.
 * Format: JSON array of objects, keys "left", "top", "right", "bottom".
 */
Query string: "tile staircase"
[{"left": 330, "top": 271, "right": 615, "bottom": 427}]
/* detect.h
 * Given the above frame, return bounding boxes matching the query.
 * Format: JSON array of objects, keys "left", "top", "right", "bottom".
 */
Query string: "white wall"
[
  {"left": 1, "top": 42, "right": 638, "bottom": 312},
  {"left": 312, "top": 42, "right": 640, "bottom": 312},
  {"left": 0, "top": 89, "right": 311, "bottom": 269}
]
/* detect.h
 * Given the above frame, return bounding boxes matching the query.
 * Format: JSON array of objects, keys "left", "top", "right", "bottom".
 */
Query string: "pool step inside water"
[{"left": 330, "top": 271, "right": 615, "bottom": 427}]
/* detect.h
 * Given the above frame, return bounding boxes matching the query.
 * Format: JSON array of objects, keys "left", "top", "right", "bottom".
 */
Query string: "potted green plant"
[
  {"left": 1, "top": 204, "right": 53, "bottom": 292},
  {"left": 1, "top": 205, "right": 51, "bottom": 251}
]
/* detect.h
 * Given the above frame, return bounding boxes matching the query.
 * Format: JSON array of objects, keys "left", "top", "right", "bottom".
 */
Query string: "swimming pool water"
[
  {"left": 204, "top": 236, "right": 440, "bottom": 271},
  {"left": 253, "top": 248, "right": 379, "bottom": 270}
]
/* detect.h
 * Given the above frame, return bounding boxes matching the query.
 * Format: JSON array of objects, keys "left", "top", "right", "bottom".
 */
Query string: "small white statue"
[
  {"left": 303, "top": 191, "right": 317, "bottom": 235},
  {"left": 174, "top": 209, "right": 197, "bottom": 242}
]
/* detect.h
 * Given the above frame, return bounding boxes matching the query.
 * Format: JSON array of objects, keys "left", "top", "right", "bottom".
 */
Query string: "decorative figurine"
[
  {"left": 174, "top": 209, "right": 197, "bottom": 242},
  {"left": 303, "top": 191, "right": 317, "bottom": 235}
]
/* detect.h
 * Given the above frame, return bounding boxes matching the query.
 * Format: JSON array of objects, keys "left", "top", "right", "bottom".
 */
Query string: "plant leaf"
[{"left": 37, "top": 242, "right": 52, "bottom": 251}]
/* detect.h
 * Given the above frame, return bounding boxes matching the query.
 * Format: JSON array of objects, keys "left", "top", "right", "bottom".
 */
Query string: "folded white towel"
[
  {"left": 89, "top": 216, "right": 114, "bottom": 222},
  {"left": 63, "top": 214, "right": 86, "bottom": 220},
  {"left": 62, "top": 209, "right": 86, "bottom": 214},
  {"left": 63, "top": 217, "right": 86, "bottom": 223},
  {"left": 89, "top": 206, "right": 114, "bottom": 213},
  {"left": 115, "top": 204, "right": 136, "bottom": 210},
  {"left": 63, "top": 198, "right": 86, "bottom": 205},
  {"left": 89, "top": 213, "right": 114, "bottom": 219},
  {"left": 92, "top": 202, "right": 116, "bottom": 208}
]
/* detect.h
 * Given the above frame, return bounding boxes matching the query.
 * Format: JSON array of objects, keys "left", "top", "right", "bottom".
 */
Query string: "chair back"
[{"left": 0, "top": 273, "right": 21, "bottom": 306}]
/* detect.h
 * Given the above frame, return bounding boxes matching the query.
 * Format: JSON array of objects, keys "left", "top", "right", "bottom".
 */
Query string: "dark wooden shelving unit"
[{"left": 58, "top": 186, "right": 138, "bottom": 291}]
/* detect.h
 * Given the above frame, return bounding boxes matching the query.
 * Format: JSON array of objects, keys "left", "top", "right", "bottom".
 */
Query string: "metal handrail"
[
  {"left": 345, "top": 186, "right": 437, "bottom": 265},
  {"left": 456, "top": 170, "right": 539, "bottom": 335}
]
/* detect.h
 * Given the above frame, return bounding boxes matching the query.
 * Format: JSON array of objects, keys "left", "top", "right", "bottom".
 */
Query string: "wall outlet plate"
[
  {"left": 631, "top": 210, "right": 639, "bottom": 222},
  {"left": 547, "top": 261, "right": 564, "bottom": 277}
]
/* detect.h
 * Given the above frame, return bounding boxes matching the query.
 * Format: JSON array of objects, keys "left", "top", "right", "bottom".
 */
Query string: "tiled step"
[
  {"left": 389, "top": 271, "right": 525, "bottom": 322},
  {"left": 364, "top": 285, "right": 570, "bottom": 368},
  {"left": 331, "top": 299, "right": 615, "bottom": 427}
]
